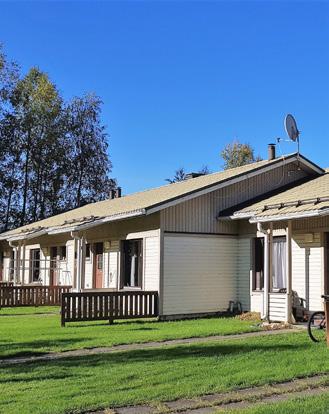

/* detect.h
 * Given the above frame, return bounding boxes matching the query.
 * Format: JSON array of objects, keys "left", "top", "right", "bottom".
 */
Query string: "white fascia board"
[
  {"left": 145, "top": 155, "right": 309, "bottom": 215},
  {"left": 101, "top": 209, "right": 146, "bottom": 223},
  {"left": 47, "top": 225, "right": 80, "bottom": 235},
  {"left": 47, "top": 210, "right": 146, "bottom": 235},
  {"left": 6, "top": 229, "right": 48, "bottom": 242},
  {"left": 249, "top": 208, "right": 329, "bottom": 223},
  {"left": 229, "top": 212, "right": 256, "bottom": 220}
]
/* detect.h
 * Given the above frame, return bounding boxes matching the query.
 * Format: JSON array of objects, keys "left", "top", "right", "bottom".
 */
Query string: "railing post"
[
  {"left": 325, "top": 300, "right": 329, "bottom": 347},
  {"left": 61, "top": 293, "right": 66, "bottom": 327}
]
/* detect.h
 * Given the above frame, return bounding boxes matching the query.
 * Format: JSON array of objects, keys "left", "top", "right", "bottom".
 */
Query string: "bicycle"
[
  {"left": 308, "top": 311, "right": 326, "bottom": 342},
  {"left": 307, "top": 295, "right": 328, "bottom": 343}
]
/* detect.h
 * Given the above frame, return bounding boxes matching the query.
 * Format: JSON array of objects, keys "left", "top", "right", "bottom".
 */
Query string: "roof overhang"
[
  {"left": 0, "top": 209, "right": 147, "bottom": 241},
  {"left": 249, "top": 208, "right": 329, "bottom": 223},
  {"left": 3, "top": 229, "right": 48, "bottom": 242}
]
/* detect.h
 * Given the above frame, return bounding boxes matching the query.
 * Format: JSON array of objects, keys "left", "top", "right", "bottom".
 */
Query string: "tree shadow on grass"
[
  {"left": 2, "top": 341, "right": 310, "bottom": 374},
  {"left": 0, "top": 337, "right": 85, "bottom": 359}
]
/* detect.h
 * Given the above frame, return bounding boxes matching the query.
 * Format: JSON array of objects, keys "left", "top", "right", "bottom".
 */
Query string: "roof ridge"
[{"left": 104, "top": 155, "right": 293, "bottom": 201}]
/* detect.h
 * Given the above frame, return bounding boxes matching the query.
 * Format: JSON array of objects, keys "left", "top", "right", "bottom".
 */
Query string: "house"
[{"left": 0, "top": 144, "right": 328, "bottom": 322}]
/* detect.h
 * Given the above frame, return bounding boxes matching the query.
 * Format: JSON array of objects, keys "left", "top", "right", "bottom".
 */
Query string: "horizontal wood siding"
[
  {"left": 106, "top": 241, "right": 120, "bottom": 289},
  {"left": 237, "top": 238, "right": 251, "bottom": 311},
  {"left": 251, "top": 291, "right": 263, "bottom": 314},
  {"left": 162, "top": 234, "right": 237, "bottom": 316},
  {"left": 161, "top": 162, "right": 308, "bottom": 234},
  {"left": 269, "top": 293, "right": 287, "bottom": 322},
  {"left": 309, "top": 244, "right": 323, "bottom": 311},
  {"left": 293, "top": 216, "right": 329, "bottom": 231},
  {"left": 292, "top": 233, "right": 323, "bottom": 312},
  {"left": 144, "top": 236, "right": 160, "bottom": 291},
  {"left": 292, "top": 238, "right": 306, "bottom": 300}
]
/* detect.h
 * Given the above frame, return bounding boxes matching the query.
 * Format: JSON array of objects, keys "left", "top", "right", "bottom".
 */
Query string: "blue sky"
[{"left": 1, "top": 1, "right": 328, "bottom": 194}]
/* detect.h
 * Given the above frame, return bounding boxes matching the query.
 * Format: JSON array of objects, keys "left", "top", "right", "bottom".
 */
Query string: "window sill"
[{"left": 122, "top": 286, "right": 142, "bottom": 291}]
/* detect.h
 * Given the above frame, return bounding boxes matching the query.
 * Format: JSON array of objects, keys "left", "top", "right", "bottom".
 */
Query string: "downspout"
[
  {"left": 71, "top": 231, "right": 81, "bottom": 291},
  {"left": 21, "top": 241, "right": 26, "bottom": 285},
  {"left": 8, "top": 241, "right": 18, "bottom": 285},
  {"left": 71, "top": 231, "right": 86, "bottom": 292},
  {"left": 257, "top": 223, "right": 269, "bottom": 320}
]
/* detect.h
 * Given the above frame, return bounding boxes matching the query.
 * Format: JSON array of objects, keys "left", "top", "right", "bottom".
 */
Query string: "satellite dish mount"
[{"left": 284, "top": 113, "right": 300, "bottom": 155}]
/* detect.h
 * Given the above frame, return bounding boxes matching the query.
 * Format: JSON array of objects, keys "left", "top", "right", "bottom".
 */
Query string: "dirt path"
[
  {"left": 89, "top": 373, "right": 329, "bottom": 414},
  {"left": 0, "top": 328, "right": 300, "bottom": 366}
]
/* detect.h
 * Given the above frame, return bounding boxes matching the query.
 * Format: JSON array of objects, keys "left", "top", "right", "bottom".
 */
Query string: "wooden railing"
[
  {"left": 0, "top": 285, "right": 72, "bottom": 308},
  {"left": 0, "top": 282, "right": 14, "bottom": 287},
  {"left": 61, "top": 291, "right": 159, "bottom": 326}
]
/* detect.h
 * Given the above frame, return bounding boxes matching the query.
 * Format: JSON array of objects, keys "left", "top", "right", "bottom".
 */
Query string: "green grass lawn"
[
  {"left": 0, "top": 306, "right": 261, "bottom": 358},
  {"left": 1, "top": 332, "right": 328, "bottom": 414},
  {"left": 237, "top": 392, "right": 329, "bottom": 414}
]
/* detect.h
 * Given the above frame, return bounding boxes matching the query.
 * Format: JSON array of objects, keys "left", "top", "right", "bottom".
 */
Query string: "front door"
[{"left": 94, "top": 242, "right": 104, "bottom": 288}]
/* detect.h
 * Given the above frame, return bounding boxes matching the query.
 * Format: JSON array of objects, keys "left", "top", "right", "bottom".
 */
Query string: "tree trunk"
[{"left": 20, "top": 142, "right": 30, "bottom": 227}]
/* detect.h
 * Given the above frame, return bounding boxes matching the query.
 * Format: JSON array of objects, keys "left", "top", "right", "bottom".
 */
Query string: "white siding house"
[{"left": 0, "top": 149, "right": 328, "bottom": 323}]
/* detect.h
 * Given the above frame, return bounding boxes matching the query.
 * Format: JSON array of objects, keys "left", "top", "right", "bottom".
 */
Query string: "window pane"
[
  {"left": 272, "top": 238, "right": 286, "bottom": 290},
  {"left": 86, "top": 244, "right": 90, "bottom": 259},
  {"left": 60, "top": 246, "right": 66, "bottom": 260},
  {"left": 253, "top": 238, "right": 264, "bottom": 290},
  {"left": 123, "top": 239, "right": 143, "bottom": 288}
]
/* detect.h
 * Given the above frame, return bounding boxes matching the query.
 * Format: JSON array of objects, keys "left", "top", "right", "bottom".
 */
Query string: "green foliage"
[
  {"left": 166, "top": 167, "right": 187, "bottom": 183},
  {"left": 166, "top": 165, "right": 210, "bottom": 183},
  {"left": 0, "top": 45, "right": 116, "bottom": 230},
  {"left": 220, "top": 140, "right": 262, "bottom": 170}
]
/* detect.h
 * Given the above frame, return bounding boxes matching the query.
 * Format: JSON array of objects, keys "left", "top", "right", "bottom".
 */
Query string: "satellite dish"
[{"left": 284, "top": 114, "right": 300, "bottom": 142}]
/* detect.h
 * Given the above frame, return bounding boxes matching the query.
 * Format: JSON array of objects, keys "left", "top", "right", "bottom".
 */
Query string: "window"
[
  {"left": 95, "top": 242, "right": 103, "bottom": 270},
  {"left": 272, "top": 237, "right": 286, "bottom": 291},
  {"left": 122, "top": 239, "right": 143, "bottom": 288},
  {"left": 85, "top": 244, "right": 91, "bottom": 259},
  {"left": 59, "top": 246, "right": 67, "bottom": 260},
  {"left": 9, "top": 250, "right": 15, "bottom": 280},
  {"left": 31, "top": 249, "right": 41, "bottom": 282},
  {"left": 253, "top": 238, "right": 264, "bottom": 291}
]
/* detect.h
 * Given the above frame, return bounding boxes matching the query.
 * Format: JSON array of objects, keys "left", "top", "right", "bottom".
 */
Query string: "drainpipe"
[
  {"left": 286, "top": 221, "right": 293, "bottom": 323},
  {"left": 71, "top": 231, "right": 86, "bottom": 292},
  {"left": 71, "top": 232, "right": 81, "bottom": 291},
  {"left": 257, "top": 223, "right": 270, "bottom": 320},
  {"left": 21, "top": 241, "right": 26, "bottom": 285},
  {"left": 8, "top": 240, "right": 17, "bottom": 285},
  {"left": 8, "top": 241, "right": 18, "bottom": 285}
]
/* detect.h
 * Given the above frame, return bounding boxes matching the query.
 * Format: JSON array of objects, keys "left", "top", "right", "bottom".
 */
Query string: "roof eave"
[
  {"left": 1, "top": 209, "right": 147, "bottom": 241},
  {"left": 249, "top": 208, "right": 329, "bottom": 223}
]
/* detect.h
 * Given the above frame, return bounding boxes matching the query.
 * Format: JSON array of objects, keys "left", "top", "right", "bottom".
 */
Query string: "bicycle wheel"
[{"left": 307, "top": 311, "right": 326, "bottom": 342}]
